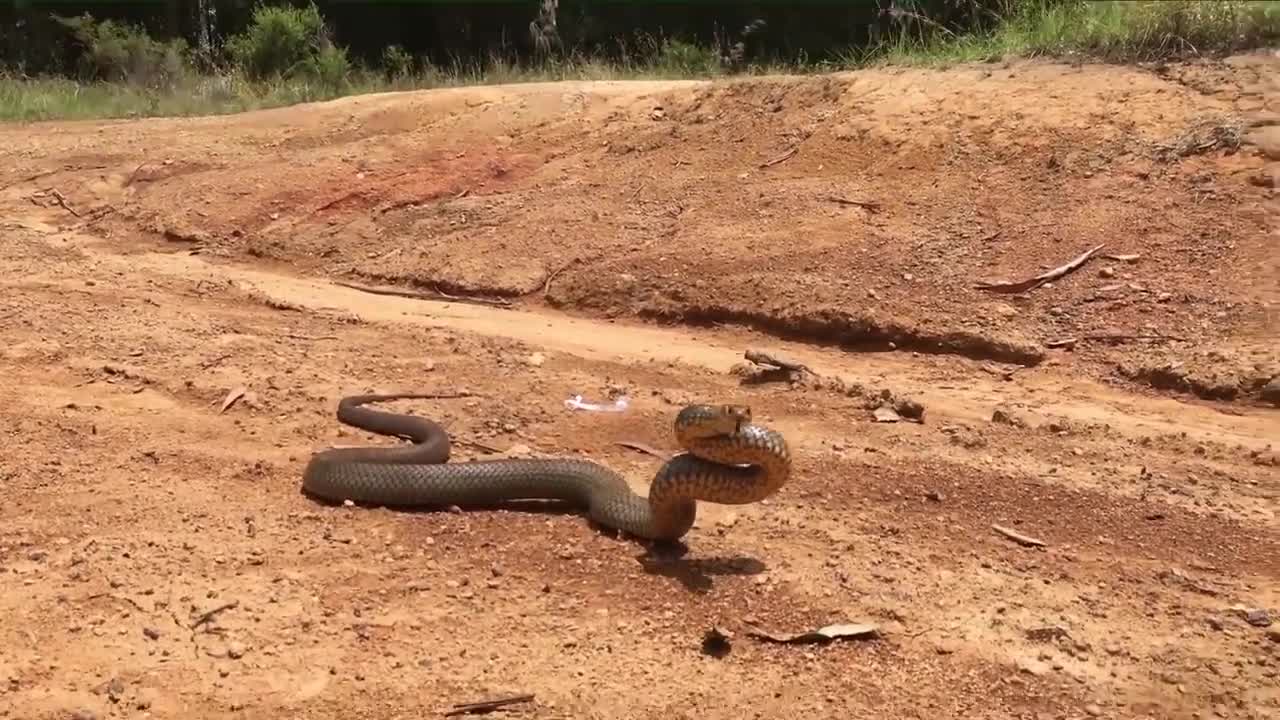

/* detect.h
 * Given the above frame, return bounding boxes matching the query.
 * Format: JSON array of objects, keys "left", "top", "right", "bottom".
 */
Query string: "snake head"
[
  {"left": 675, "top": 403, "right": 752, "bottom": 437},
  {"left": 706, "top": 399, "right": 752, "bottom": 427},
  {"left": 715, "top": 404, "right": 752, "bottom": 433}
]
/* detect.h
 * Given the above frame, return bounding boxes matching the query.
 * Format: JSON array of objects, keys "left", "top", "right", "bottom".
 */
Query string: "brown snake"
[{"left": 301, "top": 394, "right": 792, "bottom": 541}]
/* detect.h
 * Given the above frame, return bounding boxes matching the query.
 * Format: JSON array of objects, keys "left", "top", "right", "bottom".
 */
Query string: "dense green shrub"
[
  {"left": 225, "top": 1, "right": 349, "bottom": 85},
  {"left": 381, "top": 44, "right": 414, "bottom": 78},
  {"left": 52, "top": 13, "right": 188, "bottom": 88},
  {"left": 654, "top": 39, "right": 722, "bottom": 75}
]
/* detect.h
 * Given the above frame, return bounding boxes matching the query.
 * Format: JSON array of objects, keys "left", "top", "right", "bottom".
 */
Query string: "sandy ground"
[{"left": 1, "top": 53, "right": 1278, "bottom": 720}]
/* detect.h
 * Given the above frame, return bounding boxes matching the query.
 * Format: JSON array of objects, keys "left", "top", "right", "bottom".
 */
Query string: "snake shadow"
[
  {"left": 302, "top": 491, "right": 766, "bottom": 593},
  {"left": 301, "top": 492, "right": 591, "bottom": 520},
  {"left": 633, "top": 543, "right": 768, "bottom": 594}
]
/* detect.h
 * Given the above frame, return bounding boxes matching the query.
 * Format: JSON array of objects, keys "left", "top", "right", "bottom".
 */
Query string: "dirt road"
[{"left": 1, "top": 54, "right": 1277, "bottom": 720}]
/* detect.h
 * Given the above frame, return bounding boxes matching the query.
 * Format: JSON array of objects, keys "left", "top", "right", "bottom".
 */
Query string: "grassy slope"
[{"left": 2, "top": 0, "right": 1278, "bottom": 122}]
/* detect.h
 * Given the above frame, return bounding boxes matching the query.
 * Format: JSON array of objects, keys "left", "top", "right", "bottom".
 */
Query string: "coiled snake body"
[{"left": 302, "top": 394, "right": 791, "bottom": 541}]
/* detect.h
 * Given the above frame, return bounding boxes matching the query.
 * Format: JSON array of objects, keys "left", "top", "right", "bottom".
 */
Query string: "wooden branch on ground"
[
  {"left": 333, "top": 279, "right": 512, "bottom": 308},
  {"left": 457, "top": 438, "right": 504, "bottom": 454},
  {"left": 975, "top": 244, "right": 1105, "bottom": 294},
  {"left": 823, "top": 195, "right": 881, "bottom": 213},
  {"left": 759, "top": 147, "right": 798, "bottom": 168},
  {"left": 615, "top": 441, "right": 672, "bottom": 459},
  {"left": 444, "top": 693, "right": 535, "bottom": 716},
  {"left": 38, "top": 188, "right": 81, "bottom": 217},
  {"left": 542, "top": 258, "right": 579, "bottom": 297},
  {"left": 1047, "top": 332, "right": 1187, "bottom": 349},
  {"left": 190, "top": 600, "right": 239, "bottom": 628},
  {"left": 992, "top": 524, "right": 1046, "bottom": 548}
]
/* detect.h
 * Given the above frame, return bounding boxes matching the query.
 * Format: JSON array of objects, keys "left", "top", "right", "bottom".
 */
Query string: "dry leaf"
[
  {"left": 746, "top": 622, "right": 880, "bottom": 644},
  {"left": 872, "top": 406, "right": 902, "bottom": 423},
  {"left": 219, "top": 386, "right": 247, "bottom": 413}
]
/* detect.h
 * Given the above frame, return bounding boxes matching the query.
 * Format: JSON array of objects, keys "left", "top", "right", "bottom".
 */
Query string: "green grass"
[
  {"left": 2, "top": 0, "right": 1278, "bottom": 123},
  {"left": 0, "top": 41, "right": 757, "bottom": 122},
  {"left": 858, "top": 0, "right": 1280, "bottom": 67}
]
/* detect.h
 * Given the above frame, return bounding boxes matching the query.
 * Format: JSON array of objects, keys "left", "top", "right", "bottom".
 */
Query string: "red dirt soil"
[{"left": 1, "top": 53, "right": 1277, "bottom": 720}]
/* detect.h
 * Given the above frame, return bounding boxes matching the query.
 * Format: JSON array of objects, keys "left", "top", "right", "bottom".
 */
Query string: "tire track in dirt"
[{"left": 80, "top": 241, "right": 1276, "bottom": 453}]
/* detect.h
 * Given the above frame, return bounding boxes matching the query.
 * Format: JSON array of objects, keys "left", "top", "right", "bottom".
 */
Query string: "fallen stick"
[
  {"left": 759, "top": 147, "right": 798, "bottom": 169},
  {"left": 1082, "top": 332, "right": 1187, "bottom": 343},
  {"left": 975, "top": 243, "right": 1105, "bottom": 294},
  {"left": 615, "top": 441, "right": 671, "bottom": 459},
  {"left": 444, "top": 693, "right": 535, "bottom": 716},
  {"left": 542, "top": 257, "right": 579, "bottom": 297},
  {"left": 333, "top": 279, "right": 512, "bottom": 308},
  {"left": 190, "top": 600, "right": 239, "bottom": 629},
  {"left": 992, "top": 524, "right": 1047, "bottom": 548},
  {"left": 85, "top": 592, "right": 148, "bottom": 612},
  {"left": 1047, "top": 333, "right": 1186, "bottom": 349},
  {"left": 0, "top": 164, "right": 108, "bottom": 192},
  {"left": 823, "top": 195, "right": 881, "bottom": 213},
  {"left": 457, "top": 438, "right": 504, "bottom": 454}
]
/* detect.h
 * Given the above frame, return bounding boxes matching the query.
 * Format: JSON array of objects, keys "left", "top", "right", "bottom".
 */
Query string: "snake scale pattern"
[{"left": 301, "top": 393, "right": 792, "bottom": 541}]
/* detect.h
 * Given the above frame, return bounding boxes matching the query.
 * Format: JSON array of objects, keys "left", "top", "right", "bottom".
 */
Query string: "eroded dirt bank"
[{"left": 2, "top": 55, "right": 1278, "bottom": 403}]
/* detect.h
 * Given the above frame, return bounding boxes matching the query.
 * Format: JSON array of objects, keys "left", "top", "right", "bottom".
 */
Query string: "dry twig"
[
  {"left": 0, "top": 164, "right": 108, "bottom": 192},
  {"left": 975, "top": 244, "right": 1105, "bottom": 294},
  {"left": 1047, "top": 333, "right": 1186, "bottom": 349},
  {"left": 992, "top": 524, "right": 1047, "bottom": 548},
  {"left": 190, "top": 600, "right": 239, "bottom": 629},
  {"left": 33, "top": 187, "right": 82, "bottom": 217},
  {"left": 542, "top": 258, "right": 579, "bottom": 297},
  {"left": 444, "top": 693, "right": 535, "bottom": 716},
  {"left": 614, "top": 441, "right": 671, "bottom": 459},
  {"left": 759, "top": 147, "right": 798, "bottom": 168},
  {"left": 457, "top": 438, "right": 504, "bottom": 454},
  {"left": 823, "top": 195, "right": 881, "bottom": 213},
  {"left": 85, "top": 592, "right": 147, "bottom": 611}
]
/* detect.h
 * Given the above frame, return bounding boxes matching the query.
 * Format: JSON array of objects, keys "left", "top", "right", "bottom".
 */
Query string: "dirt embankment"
[{"left": 3, "top": 56, "right": 1278, "bottom": 403}]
